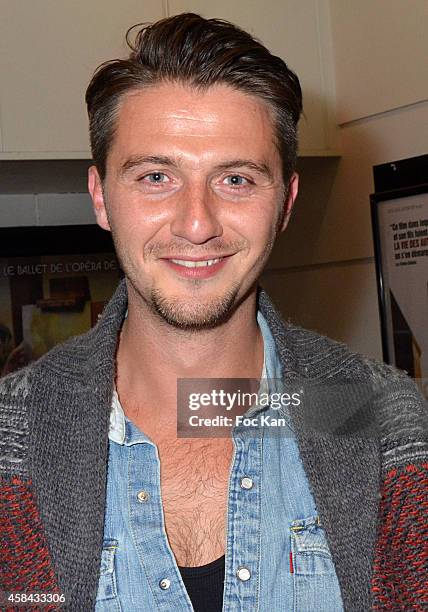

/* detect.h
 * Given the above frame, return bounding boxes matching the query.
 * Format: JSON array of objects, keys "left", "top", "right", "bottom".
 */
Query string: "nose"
[{"left": 170, "top": 182, "right": 223, "bottom": 244}]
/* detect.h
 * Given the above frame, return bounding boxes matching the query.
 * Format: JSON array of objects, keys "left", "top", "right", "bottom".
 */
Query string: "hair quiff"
[{"left": 85, "top": 13, "right": 302, "bottom": 183}]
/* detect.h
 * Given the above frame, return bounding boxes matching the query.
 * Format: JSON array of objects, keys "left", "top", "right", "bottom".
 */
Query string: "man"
[{"left": 1, "top": 13, "right": 427, "bottom": 612}]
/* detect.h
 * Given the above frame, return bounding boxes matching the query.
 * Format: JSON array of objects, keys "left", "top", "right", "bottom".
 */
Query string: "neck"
[{"left": 115, "top": 281, "right": 264, "bottom": 435}]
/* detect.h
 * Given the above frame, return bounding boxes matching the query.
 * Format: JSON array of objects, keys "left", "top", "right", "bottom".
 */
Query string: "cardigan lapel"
[
  {"left": 257, "top": 287, "right": 380, "bottom": 612},
  {"left": 29, "top": 277, "right": 129, "bottom": 610}
]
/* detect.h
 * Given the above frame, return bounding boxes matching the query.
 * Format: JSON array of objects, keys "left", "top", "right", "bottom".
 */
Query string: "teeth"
[{"left": 171, "top": 258, "right": 222, "bottom": 268}]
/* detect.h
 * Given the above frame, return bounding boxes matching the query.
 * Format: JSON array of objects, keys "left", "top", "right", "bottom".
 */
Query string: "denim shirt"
[{"left": 96, "top": 311, "right": 344, "bottom": 611}]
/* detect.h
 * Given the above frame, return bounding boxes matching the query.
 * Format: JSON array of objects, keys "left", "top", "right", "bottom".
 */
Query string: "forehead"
[{"left": 107, "top": 82, "right": 279, "bottom": 168}]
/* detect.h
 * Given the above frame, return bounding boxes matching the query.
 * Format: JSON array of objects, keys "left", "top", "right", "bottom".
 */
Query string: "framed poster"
[
  {"left": 371, "top": 183, "right": 428, "bottom": 399},
  {"left": 0, "top": 225, "right": 122, "bottom": 379}
]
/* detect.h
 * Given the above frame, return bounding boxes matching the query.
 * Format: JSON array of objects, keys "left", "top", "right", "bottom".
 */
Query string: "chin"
[{"left": 149, "top": 282, "right": 242, "bottom": 330}]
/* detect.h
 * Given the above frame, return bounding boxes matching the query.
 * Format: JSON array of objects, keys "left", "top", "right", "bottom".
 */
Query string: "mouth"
[
  {"left": 160, "top": 255, "right": 232, "bottom": 278},
  {"left": 168, "top": 257, "right": 223, "bottom": 268}
]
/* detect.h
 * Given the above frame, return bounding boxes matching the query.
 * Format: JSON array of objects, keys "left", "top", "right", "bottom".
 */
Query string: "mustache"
[{"left": 145, "top": 238, "right": 247, "bottom": 258}]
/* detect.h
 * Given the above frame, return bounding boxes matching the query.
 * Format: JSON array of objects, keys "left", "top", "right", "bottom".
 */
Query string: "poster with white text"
[{"left": 377, "top": 192, "right": 428, "bottom": 398}]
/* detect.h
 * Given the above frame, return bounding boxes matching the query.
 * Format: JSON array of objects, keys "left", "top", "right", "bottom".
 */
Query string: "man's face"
[{"left": 88, "top": 82, "right": 298, "bottom": 330}]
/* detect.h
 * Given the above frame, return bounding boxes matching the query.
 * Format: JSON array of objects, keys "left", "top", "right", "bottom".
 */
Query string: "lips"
[
  {"left": 161, "top": 255, "right": 230, "bottom": 278},
  {"left": 169, "top": 257, "right": 222, "bottom": 268}
]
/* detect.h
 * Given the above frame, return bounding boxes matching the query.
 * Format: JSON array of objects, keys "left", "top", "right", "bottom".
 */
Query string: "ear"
[
  {"left": 279, "top": 172, "right": 299, "bottom": 233},
  {"left": 88, "top": 165, "right": 111, "bottom": 232}
]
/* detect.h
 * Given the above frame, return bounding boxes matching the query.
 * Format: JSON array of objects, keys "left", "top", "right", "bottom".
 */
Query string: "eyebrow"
[
  {"left": 119, "top": 155, "right": 178, "bottom": 177},
  {"left": 215, "top": 159, "right": 274, "bottom": 181},
  {"left": 119, "top": 155, "right": 274, "bottom": 181}
]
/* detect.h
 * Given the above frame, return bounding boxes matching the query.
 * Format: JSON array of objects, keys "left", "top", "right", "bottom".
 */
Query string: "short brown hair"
[{"left": 85, "top": 13, "right": 302, "bottom": 184}]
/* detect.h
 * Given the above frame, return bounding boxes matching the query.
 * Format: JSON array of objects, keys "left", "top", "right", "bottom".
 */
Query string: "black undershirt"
[{"left": 178, "top": 554, "right": 225, "bottom": 611}]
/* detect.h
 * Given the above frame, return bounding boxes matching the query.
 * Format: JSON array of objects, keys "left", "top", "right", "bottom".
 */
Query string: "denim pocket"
[
  {"left": 290, "top": 516, "right": 343, "bottom": 611},
  {"left": 291, "top": 515, "right": 334, "bottom": 575},
  {"left": 95, "top": 539, "right": 121, "bottom": 610}
]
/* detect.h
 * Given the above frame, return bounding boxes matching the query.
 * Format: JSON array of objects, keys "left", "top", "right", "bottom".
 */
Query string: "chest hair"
[{"left": 157, "top": 437, "right": 234, "bottom": 566}]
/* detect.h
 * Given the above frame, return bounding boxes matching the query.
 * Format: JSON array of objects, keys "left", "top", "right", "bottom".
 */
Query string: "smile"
[
  {"left": 170, "top": 258, "right": 223, "bottom": 268},
  {"left": 161, "top": 255, "right": 230, "bottom": 279}
]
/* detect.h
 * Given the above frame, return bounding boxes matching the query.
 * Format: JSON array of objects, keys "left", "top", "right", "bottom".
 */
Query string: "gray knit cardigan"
[{"left": 1, "top": 278, "right": 427, "bottom": 611}]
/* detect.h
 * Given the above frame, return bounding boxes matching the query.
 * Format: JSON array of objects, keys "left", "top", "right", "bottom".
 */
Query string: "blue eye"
[
  {"left": 224, "top": 175, "right": 249, "bottom": 186},
  {"left": 227, "top": 175, "right": 244, "bottom": 185},
  {"left": 142, "top": 172, "right": 168, "bottom": 183}
]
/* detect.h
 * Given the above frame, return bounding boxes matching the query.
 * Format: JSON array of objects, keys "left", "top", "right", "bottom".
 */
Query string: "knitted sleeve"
[
  {"left": 366, "top": 360, "right": 428, "bottom": 611},
  {"left": 0, "top": 367, "right": 60, "bottom": 607}
]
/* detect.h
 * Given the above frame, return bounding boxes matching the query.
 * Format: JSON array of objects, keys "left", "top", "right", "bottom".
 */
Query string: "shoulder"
[
  {"left": 0, "top": 325, "right": 100, "bottom": 480},
  {"left": 259, "top": 286, "right": 426, "bottom": 406},
  {"left": 259, "top": 284, "right": 427, "bottom": 456},
  {"left": 284, "top": 323, "right": 428, "bottom": 465},
  {"left": 271, "top": 311, "right": 403, "bottom": 383},
  {"left": 0, "top": 328, "right": 94, "bottom": 475},
  {"left": 0, "top": 365, "right": 36, "bottom": 476},
  {"left": 289, "top": 321, "right": 425, "bottom": 395},
  {"left": 259, "top": 287, "right": 393, "bottom": 383}
]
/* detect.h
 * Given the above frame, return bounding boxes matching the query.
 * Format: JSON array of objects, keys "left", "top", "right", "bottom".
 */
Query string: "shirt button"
[
  {"left": 159, "top": 578, "right": 171, "bottom": 590},
  {"left": 137, "top": 490, "right": 150, "bottom": 503},
  {"left": 236, "top": 567, "right": 251, "bottom": 581},
  {"left": 240, "top": 476, "right": 253, "bottom": 490}
]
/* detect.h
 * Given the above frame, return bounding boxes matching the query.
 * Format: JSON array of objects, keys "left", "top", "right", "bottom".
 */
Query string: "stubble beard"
[{"left": 149, "top": 279, "right": 242, "bottom": 331}]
